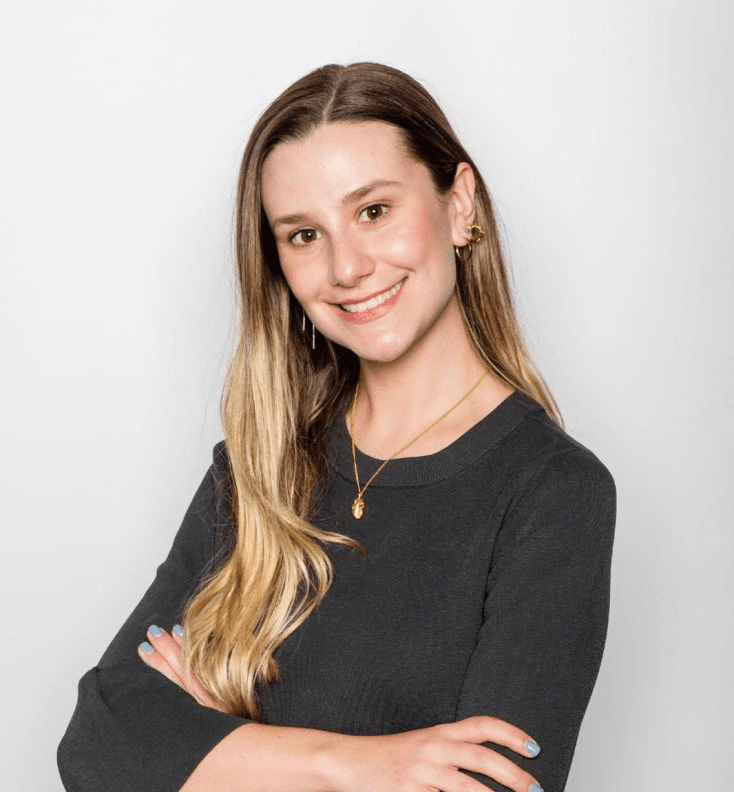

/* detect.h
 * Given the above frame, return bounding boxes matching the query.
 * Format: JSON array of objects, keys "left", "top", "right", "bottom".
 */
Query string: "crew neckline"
[{"left": 327, "top": 389, "right": 546, "bottom": 487}]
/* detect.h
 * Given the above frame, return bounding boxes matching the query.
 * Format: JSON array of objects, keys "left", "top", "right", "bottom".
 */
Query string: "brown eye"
[
  {"left": 359, "top": 204, "right": 388, "bottom": 222},
  {"left": 290, "top": 228, "right": 320, "bottom": 246}
]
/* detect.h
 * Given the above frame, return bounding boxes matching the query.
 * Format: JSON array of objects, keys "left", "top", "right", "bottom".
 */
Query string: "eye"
[
  {"left": 288, "top": 228, "right": 321, "bottom": 246},
  {"left": 359, "top": 204, "right": 389, "bottom": 222}
]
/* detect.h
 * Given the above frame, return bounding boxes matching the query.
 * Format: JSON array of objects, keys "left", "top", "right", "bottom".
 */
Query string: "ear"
[{"left": 448, "top": 163, "right": 477, "bottom": 247}]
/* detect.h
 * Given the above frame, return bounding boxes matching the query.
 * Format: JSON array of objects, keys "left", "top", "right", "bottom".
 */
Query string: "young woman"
[{"left": 58, "top": 62, "right": 616, "bottom": 792}]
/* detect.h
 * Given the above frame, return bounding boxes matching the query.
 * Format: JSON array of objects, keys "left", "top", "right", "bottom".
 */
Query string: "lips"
[
  {"left": 337, "top": 278, "right": 406, "bottom": 313},
  {"left": 330, "top": 277, "right": 407, "bottom": 325}
]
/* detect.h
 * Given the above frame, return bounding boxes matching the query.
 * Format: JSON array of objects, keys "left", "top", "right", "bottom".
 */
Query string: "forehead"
[{"left": 261, "top": 121, "right": 421, "bottom": 213}]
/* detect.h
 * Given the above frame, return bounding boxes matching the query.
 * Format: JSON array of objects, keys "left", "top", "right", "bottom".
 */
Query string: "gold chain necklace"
[{"left": 348, "top": 369, "right": 490, "bottom": 519}]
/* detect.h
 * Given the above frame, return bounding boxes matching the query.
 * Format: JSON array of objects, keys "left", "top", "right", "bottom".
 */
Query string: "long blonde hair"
[{"left": 181, "top": 62, "right": 564, "bottom": 718}]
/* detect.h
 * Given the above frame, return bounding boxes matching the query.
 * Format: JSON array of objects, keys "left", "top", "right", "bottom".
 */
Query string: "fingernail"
[
  {"left": 148, "top": 624, "right": 162, "bottom": 637},
  {"left": 173, "top": 624, "right": 184, "bottom": 637},
  {"left": 139, "top": 641, "right": 154, "bottom": 654},
  {"left": 525, "top": 740, "right": 541, "bottom": 756},
  {"left": 529, "top": 784, "right": 543, "bottom": 792}
]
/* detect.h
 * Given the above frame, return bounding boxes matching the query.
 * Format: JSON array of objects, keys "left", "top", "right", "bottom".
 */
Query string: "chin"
[{"left": 349, "top": 334, "right": 415, "bottom": 365}]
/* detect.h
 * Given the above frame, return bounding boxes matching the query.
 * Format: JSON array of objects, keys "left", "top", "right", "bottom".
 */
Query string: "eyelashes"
[
  {"left": 289, "top": 228, "right": 320, "bottom": 246},
  {"left": 287, "top": 203, "right": 391, "bottom": 247},
  {"left": 359, "top": 204, "right": 388, "bottom": 223}
]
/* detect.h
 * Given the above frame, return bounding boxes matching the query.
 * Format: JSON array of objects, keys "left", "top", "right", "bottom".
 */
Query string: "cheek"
[
  {"left": 381, "top": 206, "right": 433, "bottom": 267},
  {"left": 279, "top": 257, "right": 313, "bottom": 301},
  {"left": 380, "top": 205, "right": 449, "bottom": 265}
]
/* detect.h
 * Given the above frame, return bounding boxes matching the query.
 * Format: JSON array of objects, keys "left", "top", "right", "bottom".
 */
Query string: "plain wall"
[{"left": 2, "top": 1, "right": 732, "bottom": 789}]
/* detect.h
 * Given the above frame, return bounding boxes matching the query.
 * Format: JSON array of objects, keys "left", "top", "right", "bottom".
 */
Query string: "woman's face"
[{"left": 261, "top": 121, "right": 475, "bottom": 364}]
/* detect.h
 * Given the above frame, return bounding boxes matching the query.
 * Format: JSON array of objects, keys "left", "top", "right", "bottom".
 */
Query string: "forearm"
[{"left": 180, "top": 722, "right": 346, "bottom": 792}]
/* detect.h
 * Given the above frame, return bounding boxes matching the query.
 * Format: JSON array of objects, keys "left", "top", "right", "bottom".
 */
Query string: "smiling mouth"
[{"left": 338, "top": 279, "right": 406, "bottom": 313}]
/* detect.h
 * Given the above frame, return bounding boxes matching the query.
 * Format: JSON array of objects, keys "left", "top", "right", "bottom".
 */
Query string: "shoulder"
[
  {"left": 518, "top": 445, "right": 617, "bottom": 522},
  {"left": 493, "top": 400, "right": 617, "bottom": 542},
  {"left": 503, "top": 395, "right": 616, "bottom": 499}
]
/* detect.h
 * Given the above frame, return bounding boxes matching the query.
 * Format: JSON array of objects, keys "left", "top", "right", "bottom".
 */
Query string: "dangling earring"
[
  {"left": 455, "top": 244, "right": 472, "bottom": 263},
  {"left": 301, "top": 307, "right": 316, "bottom": 350}
]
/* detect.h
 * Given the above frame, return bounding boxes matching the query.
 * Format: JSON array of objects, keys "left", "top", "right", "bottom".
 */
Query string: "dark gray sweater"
[{"left": 58, "top": 390, "right": 617, "bottom": 792}]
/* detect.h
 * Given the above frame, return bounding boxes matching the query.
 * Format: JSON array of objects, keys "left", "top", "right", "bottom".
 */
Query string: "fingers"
[
  {"left": 171, "top": 623, "right": 184, "bottom": 647},
  {"left": 430, "top": 761, "right": 541, "bottom": 792},
  {"left": 443, "top": 714, "right": 541, "bottom": 759},
  {"left": 137, "top": 627, "right": 186, "bottom": 690},
  {"left": 432, "top": 715, "right": 543, "bottom": 791},
  {"left": 165, "top": 626, "right": 225, "bottom": 709},
  {"left": 138, "top": 624, "right": 227, "bottom": 712},
  {"left": 138, "top": 624, "right": 199, "bottom": 699},
  {"left": 443, "top": 741, "right": 543, "bottom": 792}
]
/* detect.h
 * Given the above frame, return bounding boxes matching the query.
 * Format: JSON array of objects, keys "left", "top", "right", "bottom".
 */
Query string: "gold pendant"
[{"left": 351, "top": 497, "right": 365, "bottom": 519}]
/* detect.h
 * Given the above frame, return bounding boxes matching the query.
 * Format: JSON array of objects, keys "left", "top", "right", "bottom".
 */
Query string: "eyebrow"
[{"left": 270, "top": 179, "right": 403, "bottom": 230}]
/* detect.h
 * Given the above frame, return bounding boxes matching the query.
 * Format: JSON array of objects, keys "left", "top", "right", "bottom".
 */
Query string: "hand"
[
  {"left": 326, "top": 715, "right": 543, "bottom": 792},
  {"left": 137, "top": 624, "right": 228, "bottom": 712}
]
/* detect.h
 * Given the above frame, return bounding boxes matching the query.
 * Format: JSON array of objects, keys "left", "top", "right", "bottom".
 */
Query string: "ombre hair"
[{"left": 181, "top": 62, "right": 563, "bottom": 718}]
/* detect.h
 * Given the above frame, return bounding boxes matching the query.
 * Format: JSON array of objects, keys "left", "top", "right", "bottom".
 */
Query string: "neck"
[{"left": 349, "top": 293, "right": 513, "bottom": 457}]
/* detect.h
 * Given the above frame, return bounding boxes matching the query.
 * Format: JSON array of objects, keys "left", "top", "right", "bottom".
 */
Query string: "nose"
[{"left": 327, "top": 231, "right": 375, "bottom": 288}]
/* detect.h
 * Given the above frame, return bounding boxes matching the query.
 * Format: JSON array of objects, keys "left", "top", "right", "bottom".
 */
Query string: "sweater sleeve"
[
  {"left": 57, "top": 442, "right": 251, "bottom": 792},
  {"left": 454, "top": 447, "right": 617, "bottom": 792}
]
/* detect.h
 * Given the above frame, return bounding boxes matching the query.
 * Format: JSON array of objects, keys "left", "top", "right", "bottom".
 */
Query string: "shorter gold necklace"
[{"left": 348, "top": 369, "right": 490, "bottom": 519}]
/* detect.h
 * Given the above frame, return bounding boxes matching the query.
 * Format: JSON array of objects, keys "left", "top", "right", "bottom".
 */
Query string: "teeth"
[{"left": 341, "top": 279, "right": 404, "bottom": 313}]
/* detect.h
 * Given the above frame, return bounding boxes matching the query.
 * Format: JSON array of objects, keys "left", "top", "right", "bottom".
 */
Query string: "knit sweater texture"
[{"left": 58, "top": 390, "right": 617, "bottom": 792}]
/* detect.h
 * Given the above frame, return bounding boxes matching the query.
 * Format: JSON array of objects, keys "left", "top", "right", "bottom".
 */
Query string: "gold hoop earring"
[{"left": 455, "top": 243, "right": 473, "bottom": 263}]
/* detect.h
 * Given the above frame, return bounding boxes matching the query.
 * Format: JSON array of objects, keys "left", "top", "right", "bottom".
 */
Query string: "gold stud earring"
[
  {"left": 467, "top": 224, "right": 485, "bottom": 244},
  {"left": 455, "top": 223, "right": 485, "bottom": 263}
]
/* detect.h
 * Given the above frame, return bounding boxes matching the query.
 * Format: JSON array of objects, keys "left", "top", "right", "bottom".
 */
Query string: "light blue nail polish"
[
  {"left": 139, "top": 641, "right": 154, "bottom": 654},
  {"left": 525, "top": 740, "right": 541, "bottom": 756},
  {"left": 173, "top": 624, "right": 184, "bottom": 637},
  {"left": 148, "top": 624, "right": 162, "bottom": 637},
  {"left": 529, "top": 784, "right": 543, "bottom": 792}
]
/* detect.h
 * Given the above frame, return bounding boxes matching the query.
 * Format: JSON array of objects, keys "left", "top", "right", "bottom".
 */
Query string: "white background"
[{"left": 2, "top": 1, "right": 732, "bottom": 789}]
